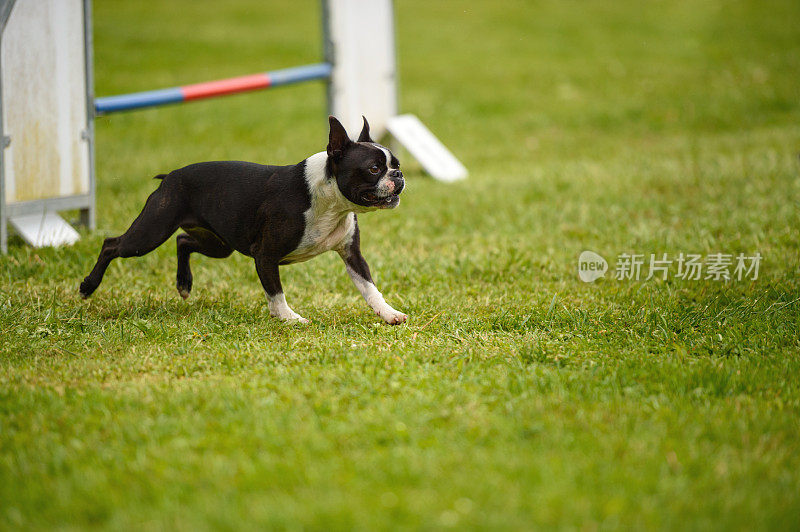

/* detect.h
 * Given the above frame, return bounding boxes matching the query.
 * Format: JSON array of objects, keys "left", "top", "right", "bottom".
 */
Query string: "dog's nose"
[{"left": 389, "top": 169, "right": 404, "bottom": 193}]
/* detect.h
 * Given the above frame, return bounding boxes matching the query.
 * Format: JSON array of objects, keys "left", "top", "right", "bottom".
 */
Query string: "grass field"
[{"left": 2, "top": 0, "right": 800, "bottom": 529}]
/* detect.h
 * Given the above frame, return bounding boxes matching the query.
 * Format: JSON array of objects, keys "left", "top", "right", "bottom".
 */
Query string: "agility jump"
[{"left": 0, "top": 0, "right": 466, "bottom": 253}]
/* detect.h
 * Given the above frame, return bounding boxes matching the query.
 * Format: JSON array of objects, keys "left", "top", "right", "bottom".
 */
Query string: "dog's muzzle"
[{"left": 363, "top": 170, "right": 404, "bottom": 208}]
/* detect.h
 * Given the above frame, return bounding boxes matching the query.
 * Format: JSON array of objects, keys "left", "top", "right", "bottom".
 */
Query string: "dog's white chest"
[
  {"left": 280, "top": 151, "right": 360, "bottom": 264},
  {"left": 283, "top": 210, "right": 355, "bottom": 264}
]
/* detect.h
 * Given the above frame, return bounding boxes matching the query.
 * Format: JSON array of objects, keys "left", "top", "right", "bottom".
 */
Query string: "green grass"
[{"left": 2, "top": 0, "right": 800, "bottom": 529}]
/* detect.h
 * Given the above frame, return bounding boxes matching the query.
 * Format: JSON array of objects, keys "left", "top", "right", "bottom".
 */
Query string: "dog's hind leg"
[
  {"left": 80, "top": 183, "right": 184, "bottom": 298},
  {"left": 175, "top": 229, "right": 233, "bottom": 299}
]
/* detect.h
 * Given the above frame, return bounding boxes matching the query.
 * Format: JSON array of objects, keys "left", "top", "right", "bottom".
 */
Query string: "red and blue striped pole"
[{"left": 95, "top": 63, "right": 332, "bottom": 115}]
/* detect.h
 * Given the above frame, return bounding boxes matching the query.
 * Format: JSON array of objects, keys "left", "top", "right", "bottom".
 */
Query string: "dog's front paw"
[
  {"left": 271, "top": 309, "right": 310, "bottom": 324},
  {"left": 289, "top": 315, "right": 311, "bottom": 325},
  {"left": 378, "top": 307, "right": 408, "bottom": 325},
  {"left": 268, "top": 294, "right": 309, "bottom": 324}
]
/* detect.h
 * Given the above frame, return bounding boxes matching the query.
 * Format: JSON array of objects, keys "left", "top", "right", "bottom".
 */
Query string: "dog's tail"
[{"left": 153, "top": 173, "right": 167, "bottom": 180}]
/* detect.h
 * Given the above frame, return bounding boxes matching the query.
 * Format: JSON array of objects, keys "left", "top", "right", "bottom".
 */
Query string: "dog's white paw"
[
  {"left": 291, "top": 315, "right": 310, "bottom": 325},
  {"left": 378, "top": 307, "right": 408, "bottom": 325},
  {"left": 271, "top": 309, "right": 310, "bottom": 324},
  {"left": 268, "top": 293, "right": 309, "bottom": 324},
  {"left": 272, "top": 311, "right": 311, "bottom": 324}
]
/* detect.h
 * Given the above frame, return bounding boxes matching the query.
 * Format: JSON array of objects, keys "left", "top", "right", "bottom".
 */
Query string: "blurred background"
[{"left": 92, "top": 0, "right": 800, "bottom": 268}]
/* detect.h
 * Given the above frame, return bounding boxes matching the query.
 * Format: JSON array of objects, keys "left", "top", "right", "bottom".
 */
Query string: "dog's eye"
[{"left": 369, "top": 165, "right": 381, "bottom": 175}]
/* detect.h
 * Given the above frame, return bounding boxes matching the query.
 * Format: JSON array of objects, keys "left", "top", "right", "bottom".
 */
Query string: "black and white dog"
[{"left": 80, "top": 116, "right": 407, "bottom": 325}]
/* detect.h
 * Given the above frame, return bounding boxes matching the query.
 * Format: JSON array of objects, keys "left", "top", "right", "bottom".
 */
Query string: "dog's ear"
[
  {"left": 357, "top": 115, "right": 373, "bottom": 143},
  {"left": 327, "top": 116, "right": 351, "bottom": 160}
]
